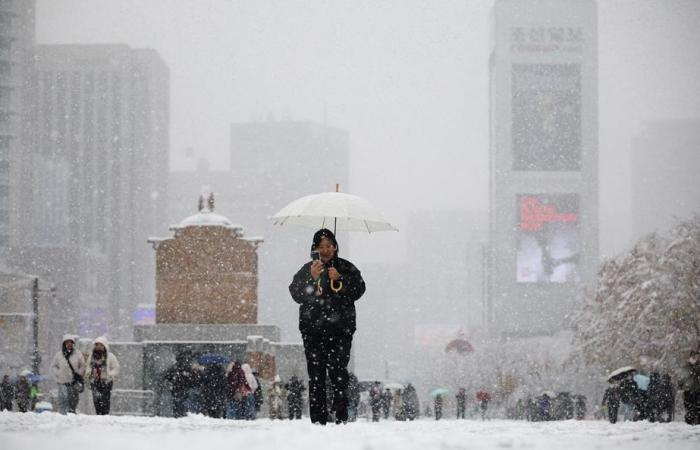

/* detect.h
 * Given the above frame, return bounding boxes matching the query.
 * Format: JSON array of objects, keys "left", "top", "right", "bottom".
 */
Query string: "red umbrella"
[
  {"left": 476, "top": 390, "right": 491, "bottom": 402},
  {"left": 444, "top": 333, "right": 474, "bottom": 354}
]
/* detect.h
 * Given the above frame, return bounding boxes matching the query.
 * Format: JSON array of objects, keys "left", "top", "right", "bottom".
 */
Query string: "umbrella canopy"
[
  {"left": 271, "top": 191, "right": 398, "bottom": 234},
  {"left": 607, "top": 366, "right": 636, "bottom": 383},
  {"left": 10, "top": 373, "right": 46, "bottom": 384},
  {"left": 429, "top": 387, "right": 449, "bottom": 398},
  {"left": 196, "top": 353, "right": 229, "bottom": 365},
  {"left": 476, "top": 390, "right": 492, "bottom": 401},
  {"left": 383, "top": 382, "right": 404, "bottom": 391},
  {"left": 445, "top": 337, "right": 474, "bottom": 354}
]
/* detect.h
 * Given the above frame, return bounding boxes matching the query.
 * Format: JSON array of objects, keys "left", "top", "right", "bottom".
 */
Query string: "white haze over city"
[{"left": 1, "top": 1, "right": 699, "bottom": 448}]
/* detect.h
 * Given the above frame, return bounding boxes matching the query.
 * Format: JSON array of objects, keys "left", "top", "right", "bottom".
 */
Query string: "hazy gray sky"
[{"left": 36, "top": 0, "right": 700, "bottom": 258}]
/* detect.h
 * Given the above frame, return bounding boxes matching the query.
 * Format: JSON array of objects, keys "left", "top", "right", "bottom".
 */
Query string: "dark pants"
[
  {"left": 685, "top": 391, "right": 700, "bottom": 425},
  {"left": 288, "top": 398, "right": 302, "bottom": 419},
  {"left": 457, "top": 404, "right": 465, "bottom": 419},
  {"left": 92, "top": 382, "right": 113, "bottom": 415},
  {"left": 302, "top": 330, "right": 352, "bottom": 425},
  {"left": 607, "top": 403, "right": 619, "bottom": 424},
  {"left": 172, "top": 393, "right": 188, "bottom": 418}
]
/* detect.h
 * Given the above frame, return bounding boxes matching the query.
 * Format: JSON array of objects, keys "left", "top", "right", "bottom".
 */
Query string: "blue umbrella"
[
  {"left": 196, "top": 353, "right": 229, "bottom": 365},
  {"left": 10, "top": 373, "right": 47, "bottom": 384},
  {"left": 429, "top": 387, "right": 449, "bottom": 397}
]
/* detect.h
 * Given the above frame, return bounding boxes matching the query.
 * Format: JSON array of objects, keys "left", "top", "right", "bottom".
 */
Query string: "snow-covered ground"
[{"left": 2, "top": 412, "right": 699, "bottom": 450}]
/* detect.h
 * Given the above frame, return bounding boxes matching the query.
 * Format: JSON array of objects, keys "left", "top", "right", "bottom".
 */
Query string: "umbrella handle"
[{"left": 330, "top": 279, "right": 343, "bottom": 293}]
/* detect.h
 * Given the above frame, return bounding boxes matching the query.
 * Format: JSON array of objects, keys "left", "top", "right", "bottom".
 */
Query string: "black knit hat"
[{"left": 312, "top": 228, "right": 338, "bottom": 253}]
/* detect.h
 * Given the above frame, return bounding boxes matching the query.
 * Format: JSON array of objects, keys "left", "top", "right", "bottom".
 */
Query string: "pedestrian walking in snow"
[
  {"left": 225, "top": 360, "right": 250, "bottom": 420},
  {"left": 369, "top": 382, "right": 383, "bottom": 422},
  {"left": 200, "top": 363, "right": 227, "bottom": 418},
  {"left": 434, "top": 394, "right": 443, "bottom": 420},
  {"left": 285, "top": 375, "right": 305, "bottom": 420},
  {"left": 15, "top": 370, "right": 32, "bottom": 412},
  {"left": 289, "top": 228, "right": 366, "bottom": 425},
  {"left": 381, "top": 388, "right": 392, "bottom": 419},
  {"left": 456, "top": 387, "right": 467, "bottom": 419},
  {"left": 402, "top": 383, "right": 420, "bottom": 421},
  {"left": 84, "top": 336, "right": 120, "bottom": 415},
  {"left": 50, "top": 334, "right": 85, "bottom": 414},
  {"left": 602, "top": 386, "right": 620, "bottom": 423},
  {"left": 0, "top": 374, "right": 13, "bottom": 411},
  {"left": 251, "top": 368, "right": 263, "bottom": 417},
  {"left": 267, "top": 375, "right": 287, "bottom": 419},
  {"left": 659, "top": 374, "right": 676, "bottom": 422},
  {"left": 163, "top": 351, "right": 198, "bottom": 418},
  {"left": 242, "top": 363, "right": 259, "bottom": 420},
  {"left": 476, "top": 390, "right": 491, "bottom": 420},
  {"left": 680, "top": 350, "right": 700, "bottom": 425},
  {"left": 573, "top": 394, "right": 587, "bottom": 420}
]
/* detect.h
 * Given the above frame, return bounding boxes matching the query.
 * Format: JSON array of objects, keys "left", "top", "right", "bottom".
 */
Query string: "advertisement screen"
[
  {"left": 517, "top": 194, "right": 580, "bottom": 283},
  {"left": 512, "top": 64, "right": 581, "bottom": 171}
]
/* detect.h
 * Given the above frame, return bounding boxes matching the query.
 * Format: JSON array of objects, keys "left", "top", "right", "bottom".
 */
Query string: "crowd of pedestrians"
[
  {"left": 160, "top": 350, "right": 308, "bottom": 421},
  {"left": 0, "top": 370, "right": 38, "bottom": 412}
]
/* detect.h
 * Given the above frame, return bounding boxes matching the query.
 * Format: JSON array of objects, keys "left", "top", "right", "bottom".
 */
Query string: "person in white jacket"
[
  {"left": 50, "top": 334, "right": 86, "bottom": 414},
  {"left": 84, "top": 336, "right": 120, "bottom": 415}
]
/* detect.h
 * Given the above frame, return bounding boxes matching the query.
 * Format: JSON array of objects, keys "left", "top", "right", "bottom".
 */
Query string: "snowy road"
[{"left": 2, "top": 412, "right": 699, "bottom": 450}]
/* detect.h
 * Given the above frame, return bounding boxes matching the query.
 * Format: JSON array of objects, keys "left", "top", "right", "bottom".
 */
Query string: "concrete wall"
[{"left": 134, "top": 323, "right": 280, "bottom": 342}]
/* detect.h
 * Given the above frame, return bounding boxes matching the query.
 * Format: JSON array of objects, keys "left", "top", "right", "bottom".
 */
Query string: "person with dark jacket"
[
  {"left": 163, "top": 352, "right": 198, "bottom": 418},
  {"left": 15, "top": 371, "right": 32, "bottom": 412},
  {"left": 225, "top": 360, "right": 250, "bottom": 420},
  {"left": 434, "top": 394, "right": 443, "bottom": 420},
  {"left": 285, "top": 375, "right": 306, "bottom": 420},
  {"left": 647, "top": 372, "right": 663, "bottom": 422},
  {"left": 603, "top": 386, "right": 620, "bottom": 423},
  {"left": 369, "top": 382, "right": 383, "bottom": 422},
  {"left": 680, "top": 351, "right": 700, "bottom": 425},
  {"left": 403, "top": 383, "right": 420, "bottom": 421},
  {"left": 201, "top": 363, "right": 227, "bottom": 418},
  {"left": 456, "top": 388, "right": 467, "bottom": 419},
  {"left": 659, "top": 374, "right": 676, "bottom": 422},
  {"left": 289, "top": 228, "right": 366, "bottom": 425},
  {"left": 0, "top": 375, "right": 13, "bottom": 411}
]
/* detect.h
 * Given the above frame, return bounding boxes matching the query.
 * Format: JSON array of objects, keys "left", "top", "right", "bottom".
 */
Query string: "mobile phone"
[{"left": 311, "top": 250, "right": 320, "bottom": 261}]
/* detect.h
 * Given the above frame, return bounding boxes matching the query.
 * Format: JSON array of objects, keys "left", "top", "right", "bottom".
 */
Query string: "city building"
[
  {"left": 13, "top": 44, "right": 169, "bottom": 340},
  {"left": 0, "top": 0, "right": 35, "bottom": 250},
  {"left": 488, "top": 0, "right": 599, "bottom": 336},
  {"left": 631, "top": 119, "right": 700, "bottom": 238}
]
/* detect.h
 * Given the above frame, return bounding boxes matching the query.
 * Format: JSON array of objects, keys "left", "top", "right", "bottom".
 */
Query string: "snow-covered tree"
[{"left": 573, "top": 216, "right": 700, "bottom": 377}]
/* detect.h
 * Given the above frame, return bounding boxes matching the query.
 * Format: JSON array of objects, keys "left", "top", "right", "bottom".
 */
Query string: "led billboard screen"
[
  {"left": 517, "top": 194, "right": 580, "bottom": 283},
  {"left": 512, "top": 64, "right": 581, "bottom": 171}
]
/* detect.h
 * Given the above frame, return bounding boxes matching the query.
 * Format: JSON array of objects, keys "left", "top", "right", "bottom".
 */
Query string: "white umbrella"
[
  {"left": 607, "top": 366, "right": 636, "bottom": 383},
  {"left": 383, "top": 382, "right": 404, "bottom": 391},
  {"left": 271, "top": 191, "right": 398, "bottom": 234}
]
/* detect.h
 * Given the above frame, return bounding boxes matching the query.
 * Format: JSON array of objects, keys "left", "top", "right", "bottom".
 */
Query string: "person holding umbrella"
[{"left": 289, "top": 228, "right": 366, "bottom": 425}]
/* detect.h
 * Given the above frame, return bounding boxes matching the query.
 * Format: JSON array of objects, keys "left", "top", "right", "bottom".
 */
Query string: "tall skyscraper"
[
  {"left": 14, "top": 44, "right": 169, "bottom": 339},
  {"left": 0, "top": 0, "right": 35, "bottom": 250},
  {"left": 488, "top": 0, "right": 599, "bottom": 337},
  {"left": 631, "top": 120, "right": 700, "bottom": 238}
]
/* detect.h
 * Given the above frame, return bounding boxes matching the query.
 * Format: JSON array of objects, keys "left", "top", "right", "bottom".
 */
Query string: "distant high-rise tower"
[
  {"left": 631, "top": 120, "right": 700, "bottom": 238},
  {"left": 488, "top": 0, "right": 599, "bottom": 336},
  {"left": 15, "top": 44, "right": 169, "bottom": 339},
  {"left": 0, "top": 0, "right": 35, "bottom": 250}
]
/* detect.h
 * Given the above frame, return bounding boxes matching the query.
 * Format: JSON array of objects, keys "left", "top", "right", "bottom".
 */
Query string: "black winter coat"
[{"left": 289, "top": 256, "right": 365, "bottom": 336}]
